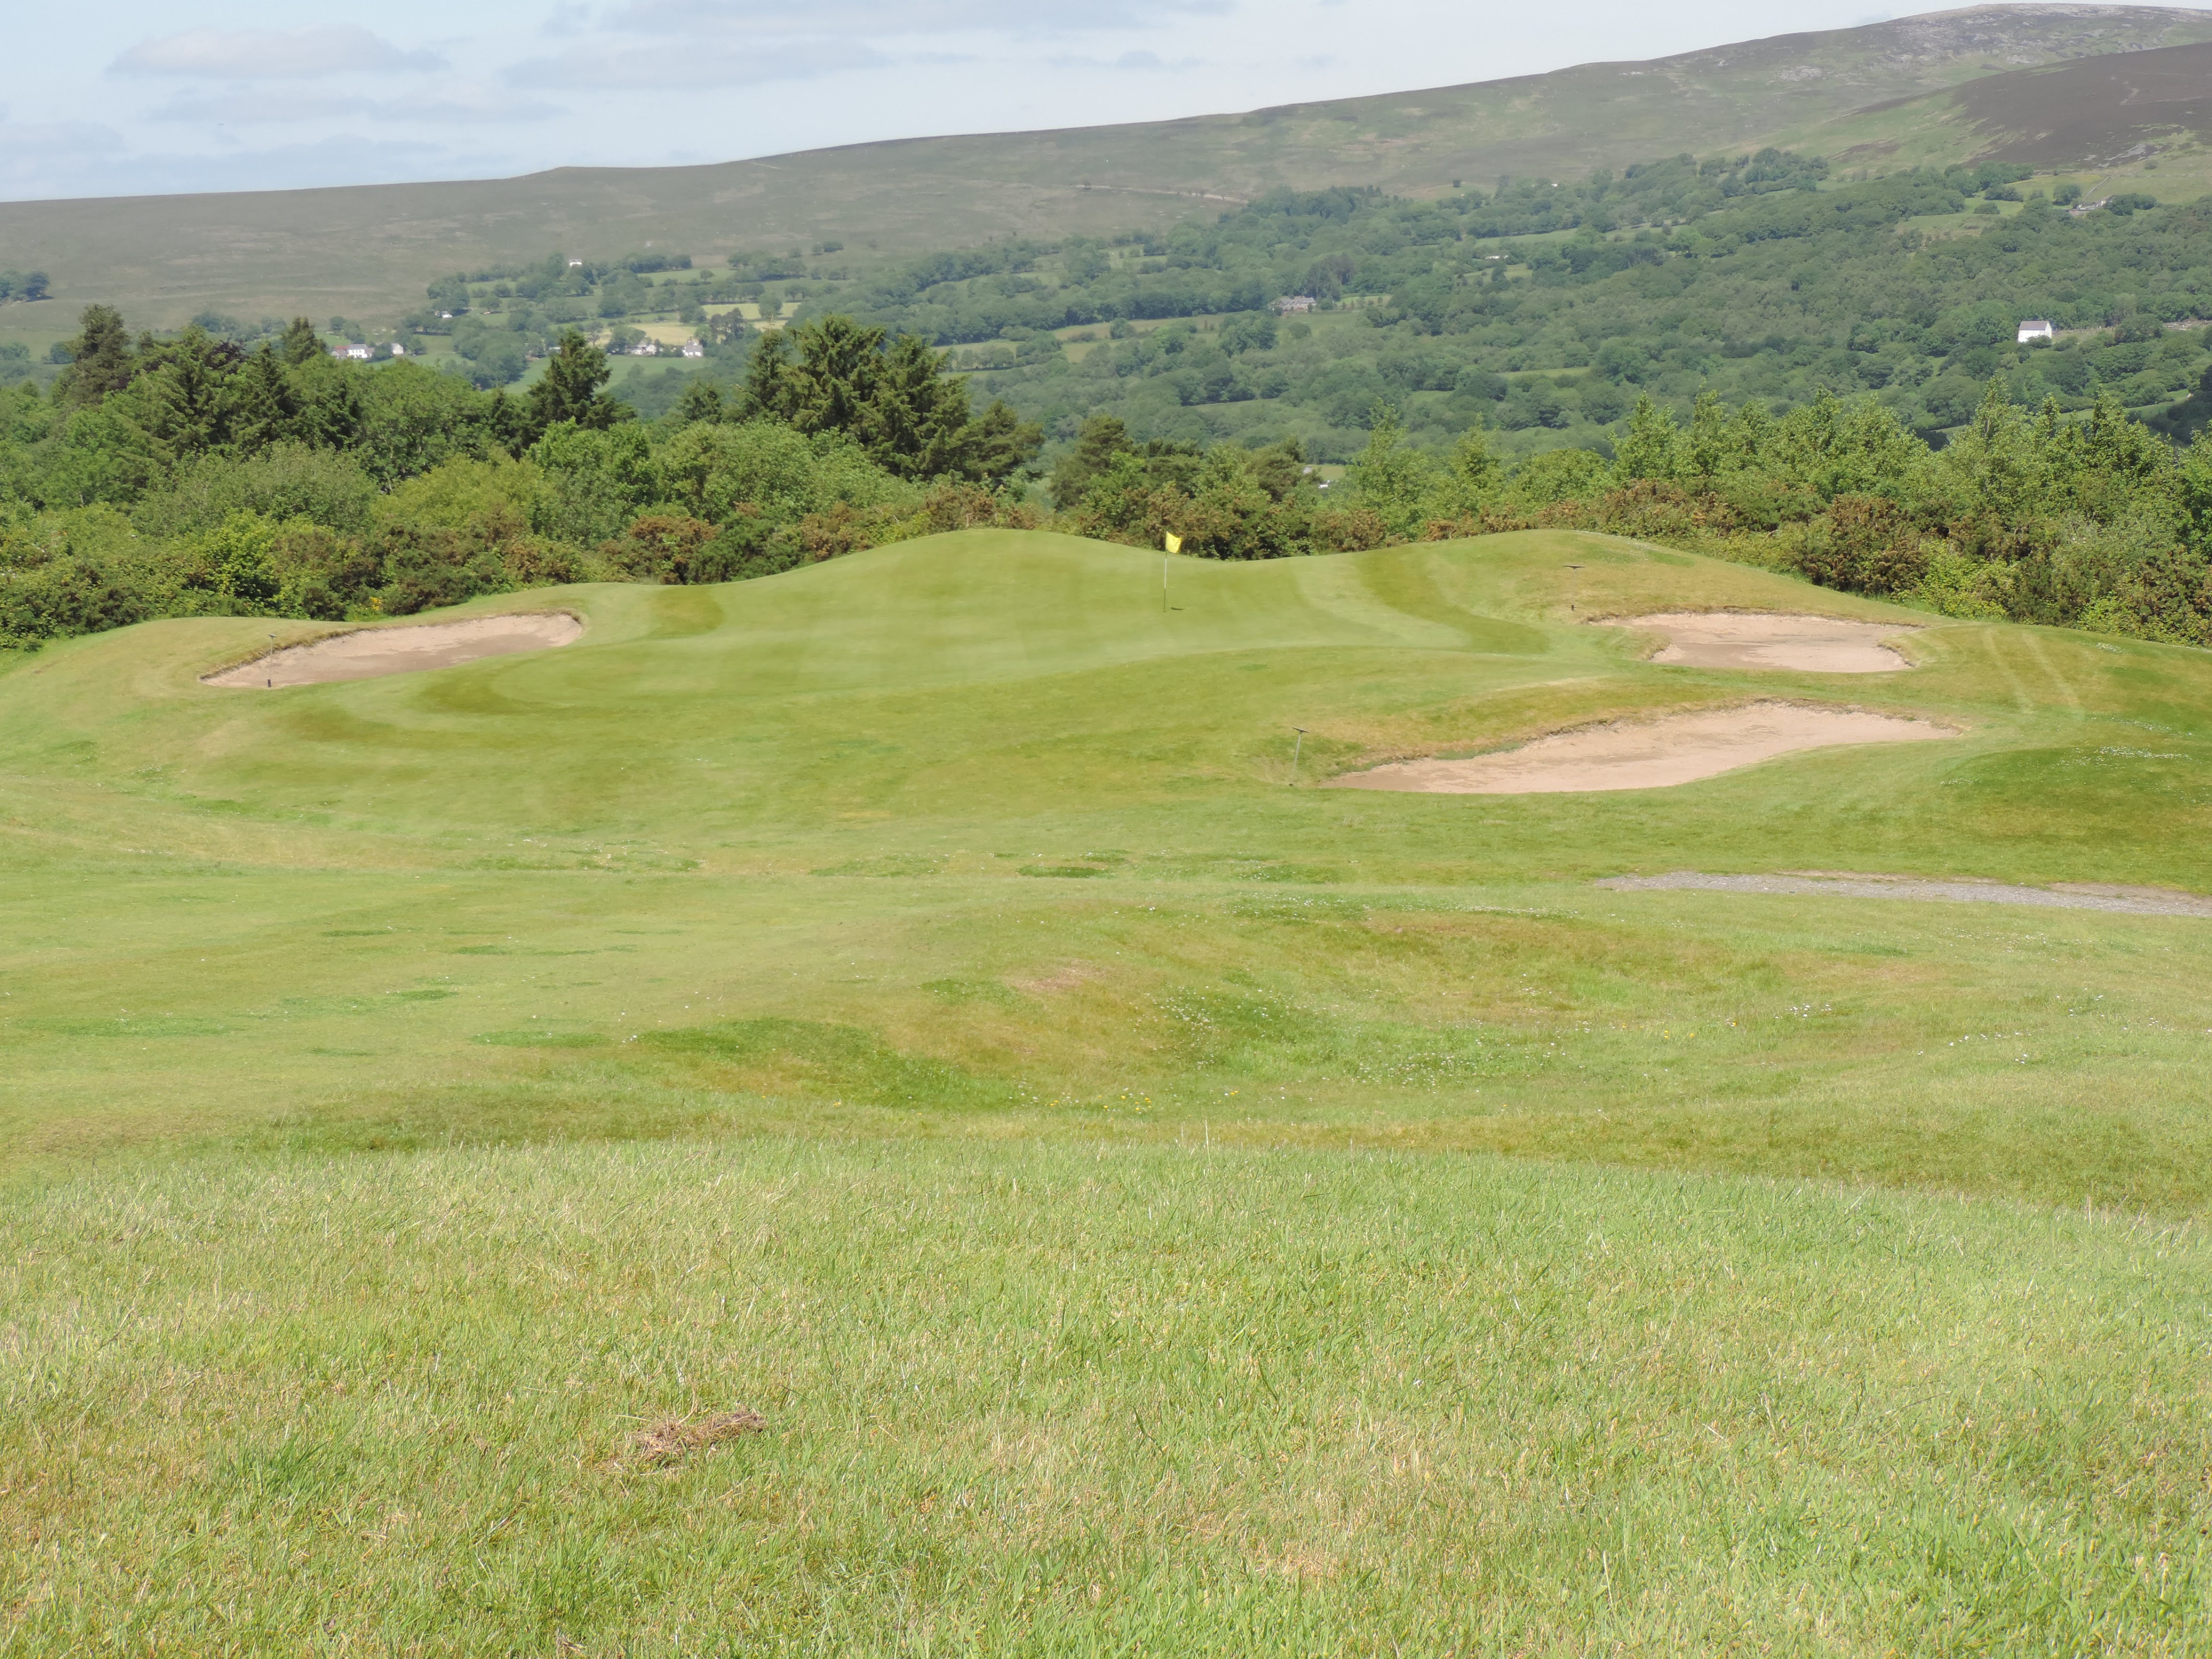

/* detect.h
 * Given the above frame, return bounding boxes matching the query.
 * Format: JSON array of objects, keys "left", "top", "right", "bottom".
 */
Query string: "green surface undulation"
[{"left": 3, "top": 527, "right": 2211, "bottom": 1651}]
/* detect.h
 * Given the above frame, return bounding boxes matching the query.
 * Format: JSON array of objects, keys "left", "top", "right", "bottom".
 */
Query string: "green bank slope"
[
  {"left": 3, "top": 528, "right": 2210, "bottom": 1652},
  {"left": 7, "top": 526, "right": 2212, "bottom": 1194},
  {"left": 5, "top": 5, "right": 2210, "bottom": 328}
]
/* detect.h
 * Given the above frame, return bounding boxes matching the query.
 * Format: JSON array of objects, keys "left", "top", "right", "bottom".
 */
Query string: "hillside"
[{"left": 2, "top": 4, "right": 2210, "bottom": 332}]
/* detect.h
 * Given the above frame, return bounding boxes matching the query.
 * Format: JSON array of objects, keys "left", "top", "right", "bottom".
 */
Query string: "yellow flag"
[{"left": 1163, "top": 532, "right": 1183, "bottom": 554}]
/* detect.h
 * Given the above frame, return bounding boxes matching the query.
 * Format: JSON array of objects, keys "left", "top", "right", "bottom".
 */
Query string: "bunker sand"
[
  {"left": 203, "top": 614, "right": 583, "bottom": 688},
  {"left": 1329, "top": 702, "right": 1956, "bottom": 795},
  {"left": 1608, "top": 612, "right": 1918, "bottom": 673},
  {"left": 1599, "top": 870, "right": 2212, "bottom": 919}
]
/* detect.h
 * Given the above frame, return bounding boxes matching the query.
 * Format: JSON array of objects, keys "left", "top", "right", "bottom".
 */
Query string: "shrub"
[
  {"left": 136, "top": 444, "right": 379, "bottom": 540},
  {"left": 796, "top": 503, "right": 876, "bottom": 561},
  {"left": 0, "top": 558, "right": 155, "bottom": 646},
  {"left": 912, "top": 482, "right": 1043, "bottom": 535},
  {"left": 1504, "top": 447, "right": 1612, "bottom": 508},
  {"left": 371, "top": 503, "right": 539, "bottom": 614},
  {"left": 604, "top": 514, "right": 724, "bottom": 584},
  {"left": 1309, "top": 506, "right": 1391, "bottom": 552},
  {"left": 1788, "top": 495, "right": 1927, "bottom": 594}
]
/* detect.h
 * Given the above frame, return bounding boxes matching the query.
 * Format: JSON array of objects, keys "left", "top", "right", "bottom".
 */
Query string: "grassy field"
[
  {"left": 4, "top": 7, "right": 2209, "bottom": 333},
  {"left": 5, "top": 528, "right": 2212, "bottom": 1651}
]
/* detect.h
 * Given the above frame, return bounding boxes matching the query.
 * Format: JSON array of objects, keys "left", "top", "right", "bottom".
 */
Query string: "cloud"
[
  {"left": 1046, "top": 48, "right": 1210, "bottom": 71},
  {"left": 542, "top": 3, "right": 593, "bottom": 36},
  {"left": 507, "top": 38, "right": 888, "bottom": 88},
  {"left": 0, "top": 116, "right": 126, "bottom": 171},
  {"left": 151, "top": 92, "right": 373, "bottom": 125},
  {"left": 150, "top": 84, "right": 565, "bottom": 126},
  {"left": 604, "top": 0, "right": 1228, "bottom": 35},
  {"left": 111, "top": 27, "right": 445, "bottom": 80},
  {"left": 0, "top": 131, "right": 471, "bottom": 202},
  {"left": 376, "top": 87, "right": 568, "bottom": 124}
]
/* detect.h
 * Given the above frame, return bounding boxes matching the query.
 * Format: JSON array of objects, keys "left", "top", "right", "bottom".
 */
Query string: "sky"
[{"left": 0, "top": 0, "right": 2042, "bottom": 202}]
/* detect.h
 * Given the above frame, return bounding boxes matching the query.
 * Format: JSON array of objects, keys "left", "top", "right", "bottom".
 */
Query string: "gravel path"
[{"left": 1596, "top": 871, "right": 2212, "bottom": 919}]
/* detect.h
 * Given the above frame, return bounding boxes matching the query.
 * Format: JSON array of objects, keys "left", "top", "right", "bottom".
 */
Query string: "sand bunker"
[
  {"left": 203, "top": 613, "right": 582, "bottom": 688},
  {"left": 1328, "top": 702, "right": 1955, "bottom": 795},
  {"left": 1599, "top": 871, "right": 2212, "bottom": 920},
  {"left": 1608, "top": 612, "right": 1917, "bottom": 673}
]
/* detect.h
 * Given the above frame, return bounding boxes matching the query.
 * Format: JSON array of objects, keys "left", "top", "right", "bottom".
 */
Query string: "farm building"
[{"left": 2017, "top": 319, "right": 2054, "bottom": 343}]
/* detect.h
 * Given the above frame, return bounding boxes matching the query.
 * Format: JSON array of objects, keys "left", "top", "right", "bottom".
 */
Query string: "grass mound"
[{"left": 3, "top": 527, "right": 2210, "bottom": 1649}]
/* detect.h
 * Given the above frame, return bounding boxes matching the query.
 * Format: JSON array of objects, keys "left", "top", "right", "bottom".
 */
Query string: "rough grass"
[
  {"left": 4, "top": 1139, "right": 2207, "bottom": 1656},
  {"left": 3, "top": 527, "right": 2212, "bottom": 1650}
]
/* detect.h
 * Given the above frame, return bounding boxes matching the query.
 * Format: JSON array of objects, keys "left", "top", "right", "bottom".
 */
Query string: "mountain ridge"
[{"left": 3, "top": 5, "right": 2211, "bottom": 330}]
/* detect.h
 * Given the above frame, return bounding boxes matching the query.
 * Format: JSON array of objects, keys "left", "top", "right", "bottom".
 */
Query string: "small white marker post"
[{"left": 1289, "top": 727, "right": 1309, "bottom": 787}]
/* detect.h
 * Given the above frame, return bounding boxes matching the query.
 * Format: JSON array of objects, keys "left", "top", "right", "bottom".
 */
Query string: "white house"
[
  {"left": 1273, "top": 295, "right": 1317, "bottom": 315},
  {"left": 2017, "top": 319, "right": 2055, "bottom": 343},
  {"left": 331, "top": 342, "right": 373, "bottom": 360},
  {"left": 389, "top": 342, "right": 408, "bottom": 357},
  {"left": 680, "top": 339, "right": 705, "bottom": 358},
  {"left": 628, "top": 339, "right": 660, "bottom": 356}
]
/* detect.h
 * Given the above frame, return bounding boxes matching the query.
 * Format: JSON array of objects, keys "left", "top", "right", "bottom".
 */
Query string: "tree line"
[
  {"left": 12, "top": 296, "right": 2212, "bottom": 654},
  {"left": 1045, "top": 382, "right": 2212, "bottom": 645},
  {"left": 0, "top": 308, "right": 1039, "bottom": 649}
]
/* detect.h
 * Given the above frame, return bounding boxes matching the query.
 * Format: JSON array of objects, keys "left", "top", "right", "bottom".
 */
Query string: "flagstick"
[{"left": 1290, "top": 727, "right": 1308, "bottom": 787}]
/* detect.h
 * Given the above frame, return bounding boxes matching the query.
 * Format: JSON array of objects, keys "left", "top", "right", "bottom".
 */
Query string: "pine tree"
[
  {"left": 953, "top": 401, "right": 1044, "bottom": 485},
  {"left": 278, "top": 318, "right": 324, "bottom": 367},
  {"left": 861, "top": 331, "right": 968, "bottom": 477},
  {"left": 735, "top": 328, "right": 793, "bottom": 422},
  {"left": 671, "top": 379, "right": 725, "bottom": 427},
  {"left": 524, "top": 330, "right": 628, "bottom": 440},
  {"left": 1049, "top": 416, "right": 1132, "bottom": 509},
  {"left": 783, "top": 317, "right": 888, "bottom": 438},
  {"left": 53, "top": 305, "right": 137, "bottom": 409},
  {"left": 231, "top": 345, "right": 300, "bottom": 453}
]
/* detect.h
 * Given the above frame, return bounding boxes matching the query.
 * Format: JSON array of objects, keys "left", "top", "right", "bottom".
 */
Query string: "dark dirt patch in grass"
[{"left": 628, "top": 1408, "right": 767, "bottom": 1463}]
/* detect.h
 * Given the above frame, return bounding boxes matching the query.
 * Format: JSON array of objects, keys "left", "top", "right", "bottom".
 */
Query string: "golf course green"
[{"left": 4, "top": 528, "right": 2209, "bottom": 1652}]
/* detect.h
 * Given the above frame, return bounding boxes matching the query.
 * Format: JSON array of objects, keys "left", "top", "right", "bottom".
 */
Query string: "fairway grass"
[{"left": 5, "top": 529, "right": 2212, "bottom": 1650}]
